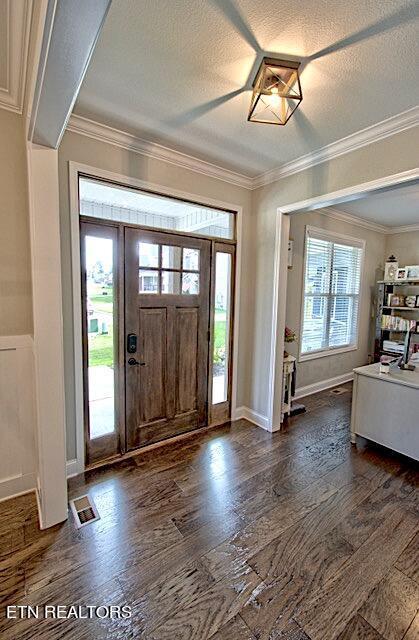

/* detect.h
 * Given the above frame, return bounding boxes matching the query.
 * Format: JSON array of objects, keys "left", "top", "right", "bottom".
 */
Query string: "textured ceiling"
[
  {"left": 335, "top": 181, "right": 419, "bottom": 227},
  {"left": 75, "top": 0, "right": 419, "bottom": 176}
]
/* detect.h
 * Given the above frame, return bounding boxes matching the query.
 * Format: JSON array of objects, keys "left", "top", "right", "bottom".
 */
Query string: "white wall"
[
  {"left": 386, "top": 230, "right": 419, "bottom": 265},
  {"left": 58, "top": 130, "right": 253, "bottom": 461},
  {"left": 0, "top": 336, "right": 37, "bottom": 501},
  {"left": 285, "top": 210, "right": 386, "bottom": 389},
  {"left": 0, "top": 110, "right": 32, "bottom": 336}
]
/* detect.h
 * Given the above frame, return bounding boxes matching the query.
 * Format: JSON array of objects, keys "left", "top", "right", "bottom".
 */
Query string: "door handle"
[{"left": 128, "top": 357, "right": 146, "bottom": 366}]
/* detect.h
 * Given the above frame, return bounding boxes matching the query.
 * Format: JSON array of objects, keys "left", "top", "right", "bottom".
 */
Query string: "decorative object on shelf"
[
  {"left": 384, "top": 255, "right": 398, "bottom": 281},
  {"left": 406, "top": 265, "right": 419, "bottom": 279},
  {"left": 284, "top": 325, "right": 297, "bottom": 357},
  {"left": 406, "top": 295, "right": 417, "bottom": 308},
  {"left": 388, "top": 294, "right": 405, "bottom": 307},
  {"left": 416, "top": 295, "right": 419, "bottom": 308},
  {"left": 396, "top": 268, "right": 407, "bottom": 280},
  {"left": 248, "top": 57, "right": 302, "bottom": 125}
]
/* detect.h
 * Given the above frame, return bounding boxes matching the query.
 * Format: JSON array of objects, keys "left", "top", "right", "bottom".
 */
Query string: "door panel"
[
  {"left": 138, "top": 308, "right": 167, "bottom": 424},
  {"left": 176, "top": 307, "right": 198, "bottom": 414},
  {"left": 125, "top": 227, "right": 210, "bottom": 450}
]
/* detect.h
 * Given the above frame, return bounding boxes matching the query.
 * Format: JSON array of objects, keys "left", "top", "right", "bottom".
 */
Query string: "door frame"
[
  {"left": 69, "top": 161, "right": 243, "bottom": 475},
  {"left": 267, "top": 169, "right": 419, "bottom": 432}
]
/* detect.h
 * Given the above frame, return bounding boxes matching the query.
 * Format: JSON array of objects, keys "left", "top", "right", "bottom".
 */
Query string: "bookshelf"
[{"left": 374, "top": 280, "right": 419, "bottom": 361}]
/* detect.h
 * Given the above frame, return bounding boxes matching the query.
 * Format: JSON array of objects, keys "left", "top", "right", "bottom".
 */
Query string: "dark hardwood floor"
[{"left": 0, "top": 383, "right": 418, "bottom": 639}]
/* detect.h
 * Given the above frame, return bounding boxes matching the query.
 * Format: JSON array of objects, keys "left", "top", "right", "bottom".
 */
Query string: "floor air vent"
[
  {"left": 70, "top": 495, "right": 100, "bottom": 528},
  {"left": 330, "top": 387, "right": 349, "bottom": 395}
]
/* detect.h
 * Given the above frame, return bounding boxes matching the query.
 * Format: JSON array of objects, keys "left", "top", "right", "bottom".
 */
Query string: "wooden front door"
[{"left": 125, "top": 228, "right": 211, "bottom": 449}]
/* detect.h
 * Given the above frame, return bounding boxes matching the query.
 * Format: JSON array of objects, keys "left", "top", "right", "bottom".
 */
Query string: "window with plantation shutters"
[{"left": 300, "top": 226, "right": 364, "bottom": 360}]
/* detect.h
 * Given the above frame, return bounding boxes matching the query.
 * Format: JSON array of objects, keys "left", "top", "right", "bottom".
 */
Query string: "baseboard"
[
  {"left": 0, "top": 472, "right": 36, "bottom": 502},
  {"left": 66, "top": 458, "right": 83, "bottom": 478},
  {"left": 294, "top": 372, "right": 354, "bottom": 400},
  {"left": 234, "top": 406, "right": 271, "bottom": 431}
]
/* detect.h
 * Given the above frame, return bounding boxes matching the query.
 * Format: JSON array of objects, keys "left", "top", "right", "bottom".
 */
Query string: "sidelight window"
[
  {"left": 212, "top": 251, "right": 233, "bottom": 404},
  {"left": 84, "top": 233, "right": 117, "bottom": 439}
]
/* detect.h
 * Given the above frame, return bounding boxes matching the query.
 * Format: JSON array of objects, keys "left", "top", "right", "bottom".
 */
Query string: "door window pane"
[
  {"left": 85, "top": 235, "right": 115, "bottom": 439},
  {"left": 182, "top": 272, "right": 199, "bottom": 294},
  {"left": 139, "top": 242, "right": 159, "bottom": 267},
  {"left": 139, "top": 269, "right": 159, "bottom": 293},
  {"left": 162, "top": 245, "right": 181, "bottom": 269},
  {"left": 183, "top": 248, "right": 200, "bottom": 271},
  {"left": 212, "top": 252, "right": 232, "bottom": 404},
  {"left": 162, "top": 270, "right": 181, "bottom": 294}
]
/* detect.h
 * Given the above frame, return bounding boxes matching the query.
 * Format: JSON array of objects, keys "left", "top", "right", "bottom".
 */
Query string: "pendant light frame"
[{"left": 248, "top": 57, "right": 303, "bottom": 125}]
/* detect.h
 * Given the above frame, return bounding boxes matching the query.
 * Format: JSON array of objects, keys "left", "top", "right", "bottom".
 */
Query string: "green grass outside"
[
  {"left": 89, "top": 287, "right": 113, "bottom": 314},
  {"left": 88, "top": 334, "right": 114, "bottom": 367},
  {"left": 87, "top": 284, "right": 114, "bottom": 366}
]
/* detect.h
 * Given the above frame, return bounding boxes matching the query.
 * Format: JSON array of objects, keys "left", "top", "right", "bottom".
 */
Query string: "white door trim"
[
  {"left": 269, "top": 168, "right": 419, "bottom": 431},
  {"left": 68, "top": 161, "right": 243, "bottom": 473}
]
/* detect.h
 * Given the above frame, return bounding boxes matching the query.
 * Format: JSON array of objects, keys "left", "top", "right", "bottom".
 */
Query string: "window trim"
[{"left": 298, "top": 225, "right": 365, "bottom": 363}]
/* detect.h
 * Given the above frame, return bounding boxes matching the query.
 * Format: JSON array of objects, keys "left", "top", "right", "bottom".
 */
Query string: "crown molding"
[
  {"left": 320, "top": 207, "right": 419, "bottom": 235},
  {"left": 320, "top": 207, "right": 389, "bottom": 234},
  {"left": 252, "top": 106, "right": 419, "bottom": 189},
  {"left": 0, "top": 0, "right": 32, "bottom": 114},
  {"left": 67, "top": 107, "right": 418, "bottom": 192},
  {"left": 388, "top": 223, "right": 419, "bottom": 234},
  {"left": 67, "top": 114, "right": 253, "bottom": 189}
]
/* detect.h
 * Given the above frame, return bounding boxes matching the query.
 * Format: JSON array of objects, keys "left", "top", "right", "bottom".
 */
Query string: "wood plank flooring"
[{"left": 0, "top": 383, "right": 418, "bottom": 639}]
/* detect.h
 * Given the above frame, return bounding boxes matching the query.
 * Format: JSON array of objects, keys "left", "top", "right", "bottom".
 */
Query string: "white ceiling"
[
  {"left": 332, "top": 181, "right": 419, "bottom": 227},
  {"left": 74, "top": 0, "right": 419, "bottom": 176}
]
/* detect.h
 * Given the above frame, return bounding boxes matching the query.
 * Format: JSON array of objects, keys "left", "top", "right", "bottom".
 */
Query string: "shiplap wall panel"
[{"left": 0, "top": 336, "right": 37, "bottom": 500}]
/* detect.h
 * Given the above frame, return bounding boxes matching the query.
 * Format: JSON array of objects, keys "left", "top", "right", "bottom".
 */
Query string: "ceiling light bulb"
[{"left": 268, "top": 87, "right": 281, "bottom": 107}]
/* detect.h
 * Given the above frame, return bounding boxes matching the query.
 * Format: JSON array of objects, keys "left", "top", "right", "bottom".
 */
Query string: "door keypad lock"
[{"left": 127, "top": 333, "right": 137, "bottom": 353}]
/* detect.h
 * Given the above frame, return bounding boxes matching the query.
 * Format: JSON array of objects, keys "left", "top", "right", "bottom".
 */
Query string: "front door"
[{"left": 125, "top": 228, "right": 211, "bottom": 449}]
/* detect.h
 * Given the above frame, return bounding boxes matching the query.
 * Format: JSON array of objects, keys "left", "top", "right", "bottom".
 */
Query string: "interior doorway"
[{"left": 78, "top": 177, "right": 237, "bottom": 466}]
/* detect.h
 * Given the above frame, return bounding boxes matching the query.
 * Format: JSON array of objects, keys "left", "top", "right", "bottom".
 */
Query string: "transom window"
[
  {"left": 79, "top": 177, "right": 235, "bottom": 240},
  {"left": 300, "top": 226, "right": 364, "bottom": 360},
  {"left": 139, "top": 242, "right": 200, "bottom": 294}
]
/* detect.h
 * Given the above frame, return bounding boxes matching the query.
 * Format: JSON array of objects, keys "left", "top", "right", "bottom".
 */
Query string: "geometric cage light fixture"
[{"left": 248, "top": 57, "right": 302, "bottom": 125}]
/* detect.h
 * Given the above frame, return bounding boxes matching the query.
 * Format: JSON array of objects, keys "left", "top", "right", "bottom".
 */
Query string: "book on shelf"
[{"left": 381, "top": 315, "right": 417, "bottom": 332}]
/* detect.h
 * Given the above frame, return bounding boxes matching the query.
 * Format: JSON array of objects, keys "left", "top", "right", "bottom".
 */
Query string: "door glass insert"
[
  {"left": 85, "top": 235, "right": 116, "bottom": 438},
  {"left": 139, "top": 269, "right": 159, "bottom": 293},
  {"left": 183, "top": 248, "right": 200, "bottom": 271},
  {"left": 212, "top": 252, "right": 232, "bottom": 404},
  {"left": 139, "top": 242, "right": 159, "bottom": 267},
  {"left": 162, "top": 270, "right": 181, "bottom": 294},
  {"left": 162, "top": 245, "right": 181, "bottom": 269},
  {"left": 182, "top": 272, "right": 199, "bottom": 295}
]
